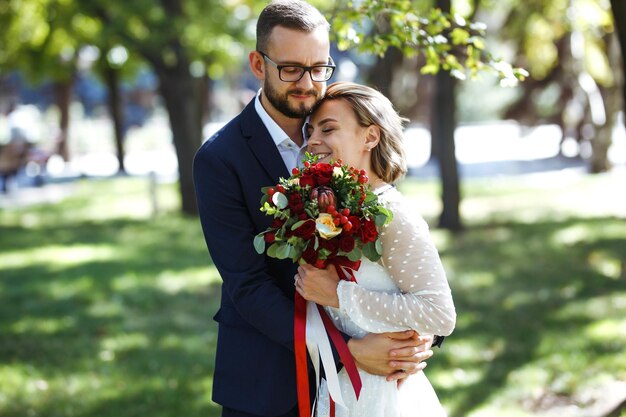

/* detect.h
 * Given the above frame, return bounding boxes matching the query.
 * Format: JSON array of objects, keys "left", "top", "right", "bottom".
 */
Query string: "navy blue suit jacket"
[{"left": 194, "top": 99, "right": 308, "bottom": 416}]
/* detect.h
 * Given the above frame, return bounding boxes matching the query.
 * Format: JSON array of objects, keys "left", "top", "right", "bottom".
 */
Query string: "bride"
[{"left": 295, "top": 82, "right": 456, "bottom": 417}]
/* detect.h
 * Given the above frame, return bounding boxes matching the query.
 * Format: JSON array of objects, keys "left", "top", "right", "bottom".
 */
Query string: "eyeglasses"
[{"left": 258, "top": 51, "right": 336, "bottom": 82}]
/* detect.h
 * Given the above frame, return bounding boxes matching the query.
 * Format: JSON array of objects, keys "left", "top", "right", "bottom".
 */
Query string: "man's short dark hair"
[{"left": 256, "top": 0, "right": 330, "bottom": 52}]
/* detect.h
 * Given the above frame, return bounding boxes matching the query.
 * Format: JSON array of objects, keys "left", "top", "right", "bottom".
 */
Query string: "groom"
[{"left": 194, "top": 1, "right": 437, "bottom": 416}]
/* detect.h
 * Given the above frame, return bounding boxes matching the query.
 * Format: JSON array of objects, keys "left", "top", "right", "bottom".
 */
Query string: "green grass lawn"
[{"left": 1, "top": 171, "right": 625, "bottom": 417}]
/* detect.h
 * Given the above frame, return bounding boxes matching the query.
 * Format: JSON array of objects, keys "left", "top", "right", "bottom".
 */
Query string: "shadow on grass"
[
  {"left": 432, "top": 216, "right": 626, "bottom": 417},
  {"left": 0, "top": 216, "right": 225, "bottom": 417}
]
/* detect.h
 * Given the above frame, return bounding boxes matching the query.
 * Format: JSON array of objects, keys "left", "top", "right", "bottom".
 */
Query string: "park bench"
[{"left": 0, "top": 140, "right": 48, "bottom": 193}]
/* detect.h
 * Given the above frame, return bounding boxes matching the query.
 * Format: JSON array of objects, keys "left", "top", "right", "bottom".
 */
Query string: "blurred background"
[{"left": 0, "top": 0, "right": 625, "bottom": 416}]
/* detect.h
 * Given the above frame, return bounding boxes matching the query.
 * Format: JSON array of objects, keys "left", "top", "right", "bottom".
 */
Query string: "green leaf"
[
  {"left": 267, "top": 243, "right": 280, "bottom": 258},
  {"left": 375, "top": 238, "right": 383, "bottom": 255},
  {"left": 375, "top": 213, "right": 388, "bottom": 227},
  {"left": 276, "top": 244, "right": 292, "bottom": 259},
  {"left": 362, "top": 241, "right": 378, "bottom": 261},
  {"left": 291, "top": 220, "right": 306, "bottom": 231},
  {"left": 272, "top": 193, "right": 288, "bottom": 209},
  {"left": 253, "top": 234, "right": 266, "bottom": 254},
  {"left": 450, "top": 27, "right": 469, "bottom": 45},
  {"left": 347, "top": 247, "right": 362, "bottom": 262}
]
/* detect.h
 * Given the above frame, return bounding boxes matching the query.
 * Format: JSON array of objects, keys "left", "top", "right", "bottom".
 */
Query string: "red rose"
[
  {"left": 293, "top": 220, "right": 316, "bottom": 240},
  {"left": 339, "top": 235, "right": 355, "bottom": 252},
  {"left": 318, "top": 237, "right": 339, "bottom": 255},
  {"left": 313, "top": 164, "right": 333, "bottom": 186},
  {"left": 299, "top": 174, "right": 315, "bottom": 188},
  {"left": 360, "top": 219, "right": 378, "bottom": 243}
]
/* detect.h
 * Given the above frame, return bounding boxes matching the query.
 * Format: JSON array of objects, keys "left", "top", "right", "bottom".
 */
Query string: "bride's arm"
[{"left": 336, "top": 194, "right": 456, "bottom": 336}]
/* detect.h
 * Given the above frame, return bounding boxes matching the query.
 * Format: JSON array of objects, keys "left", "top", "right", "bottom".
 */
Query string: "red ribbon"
[
  {"left": 329, "top": 256, "right": 361, "bottom": 282},
  {"left": 294, "top": 256, "right": 363, "bottom": 417},
  {"left": 294, "top": 292, "right": 310, "bottom": 417}
]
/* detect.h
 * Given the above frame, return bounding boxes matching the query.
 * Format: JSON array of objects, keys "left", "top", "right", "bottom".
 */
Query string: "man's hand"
[
  {"left": 348, "top": 331, "right": 434, "bottom": 383},
  {"left": 295, "top": 264, "right": 340, "bottom": 308}
]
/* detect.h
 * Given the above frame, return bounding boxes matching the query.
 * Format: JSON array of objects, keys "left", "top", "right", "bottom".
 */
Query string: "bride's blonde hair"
[{"left": 321, "top": 82, "right": 408, "bottom": 183}]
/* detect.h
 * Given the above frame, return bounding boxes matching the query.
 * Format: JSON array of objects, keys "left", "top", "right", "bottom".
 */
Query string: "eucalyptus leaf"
[
  {"left": 291, "top": 220, "right": 306, "bottom": 231},
  {"left": 375, "top": 238, "right": 383, "bottom": 255},
  {"left": 272, "top": 192, "right": 288, "bottom": 209},
  {"left": 267, "top": 243, "right": 280, "bottom": 258},
  {"left": 276, "top": 244, "right": 292, "bottom": 259},
  {"left": 347, "top": 247, "right": 362, "bottom": 262},
  {"left": 253, "top": 234, "right": 266, "bottom": 254},
  {"left": 362, "top": 241, "right": 378, "bottom": 261}
]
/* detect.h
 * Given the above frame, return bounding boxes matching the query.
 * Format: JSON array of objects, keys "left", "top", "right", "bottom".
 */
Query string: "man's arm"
[{"left": 194, "top": 148, "right": 295, "bottom": 349}]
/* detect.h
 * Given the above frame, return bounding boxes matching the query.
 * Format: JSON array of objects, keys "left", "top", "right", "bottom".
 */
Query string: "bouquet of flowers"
[
  {"left": 254, "top": 154, "right": 392, "bottom": 275},
  {"left": 254, "top": 154, "right": 393, "bottom": 417}
]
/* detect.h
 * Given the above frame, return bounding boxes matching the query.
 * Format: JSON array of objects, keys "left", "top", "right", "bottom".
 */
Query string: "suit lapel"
[{"left": 241, "top": 100, "right": 290, "bottom": 182}]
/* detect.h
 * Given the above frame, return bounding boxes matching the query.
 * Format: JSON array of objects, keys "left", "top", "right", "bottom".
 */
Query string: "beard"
[{"left": 263, "top": 79, "right": 324, "bottom": 119}]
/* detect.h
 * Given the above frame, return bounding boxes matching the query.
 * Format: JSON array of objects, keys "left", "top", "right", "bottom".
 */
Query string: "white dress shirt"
[{"left": 254, "top": 89, "right": 307, "bottom": 171}]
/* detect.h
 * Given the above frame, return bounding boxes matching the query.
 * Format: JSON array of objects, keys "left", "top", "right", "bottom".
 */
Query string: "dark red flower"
[
  {"left": 339, "top": 235, "right": 355, "bottom": 252},
  {"left": 264, "top": 232, "right": 276, "bottom": 243},
  {"left": 313, "top": 164, "right": 333, "bottom": 186},
  {"left": 271, "top": 219, "right": 285, "bottom": 228},
  {"left": 299, "top": 174, "right": 315, "bottom": 188},
  {"left": 360, "top": 219, "right": 378, "bottom": 243},
  {"left": 319, "top": 237, "right": 339, "bottom": 255},
  {"left": 311, "top": 186, "right": 337, "bottom": 213},
  {"left": 293, "top": 220, "right": 316, "bottom": 239},
  {"left": 302, "top": 245, "right": 318, "bottom": 264}
]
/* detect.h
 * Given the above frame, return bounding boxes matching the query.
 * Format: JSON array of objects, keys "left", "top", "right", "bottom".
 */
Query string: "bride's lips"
[{"left": 312, "top": 152, "right": 331, "bottom": 162}]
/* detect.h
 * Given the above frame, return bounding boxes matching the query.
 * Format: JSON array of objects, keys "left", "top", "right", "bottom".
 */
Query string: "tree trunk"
[
  {"left": 54, "top": 79, "right": 73, "bottom": 161},
  {"left": 432, "top": 70, "right": 462, "bottom": 231},
  {"left": 200, "top": 74, "right": 214, "bottom": 124},
  {"left": 104, "top": 63, "right": 126, "bottom": 173},
  {"left": 610, "top": 0, "right": 626, "bottom": 132},
  {"left": 156, "top": 66, "right": 202, "bottom": 216},
  {"left": 366, "top": 47, "right": 403, "bottom": 100},
  {"left": 590, "top": 34, "right": 622, "bottom": 172},
  {"left": 432, "top": 0, "right": 462, "bottom": 231}
]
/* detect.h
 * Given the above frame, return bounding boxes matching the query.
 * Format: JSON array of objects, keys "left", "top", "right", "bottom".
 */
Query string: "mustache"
[{"left": 287, "top": 89, "right": 318, "bottom": 96}]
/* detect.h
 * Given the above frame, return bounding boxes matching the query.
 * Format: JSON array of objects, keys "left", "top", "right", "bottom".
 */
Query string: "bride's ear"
[{"left": 364, "top": 125, "right": 381, "bottom": 152}]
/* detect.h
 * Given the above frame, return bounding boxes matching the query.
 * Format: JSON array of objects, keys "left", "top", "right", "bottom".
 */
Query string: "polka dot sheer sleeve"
[{"left": 336, "top": 189, "right": 456, "bottom": 335}]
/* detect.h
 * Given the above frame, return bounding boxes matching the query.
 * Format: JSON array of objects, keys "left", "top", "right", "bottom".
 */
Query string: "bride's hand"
[
  {"left": 294, "top": 264, "right": 340, "bottom": 308},
  {"left": 389, "top": 332, "right": 434, "bottom": 387},
  {"left": 347, "top": 331, "right": 433, "bottom": 379}
]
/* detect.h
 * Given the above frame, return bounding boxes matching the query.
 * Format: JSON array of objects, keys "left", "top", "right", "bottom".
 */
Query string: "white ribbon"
[{"left": 305, "top": 300, "right": 346, "bottom": 408}]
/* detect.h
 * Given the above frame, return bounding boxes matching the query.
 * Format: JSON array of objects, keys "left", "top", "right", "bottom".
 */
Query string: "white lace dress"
[{"left": 317, "top": 186, "right": 456, "bottom": 417}]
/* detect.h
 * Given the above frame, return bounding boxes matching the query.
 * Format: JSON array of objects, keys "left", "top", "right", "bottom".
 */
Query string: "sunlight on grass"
[
  {"left": 0, "top": 245, "right": 118, "bottom": 269},
  {"left": 156, "top": 267, "right": 222, "bottom": 294}
]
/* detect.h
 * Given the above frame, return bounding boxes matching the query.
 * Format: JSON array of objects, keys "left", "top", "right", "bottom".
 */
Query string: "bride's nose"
[{"left": 306, "top": 132, "right": 321, "bottom": 149}]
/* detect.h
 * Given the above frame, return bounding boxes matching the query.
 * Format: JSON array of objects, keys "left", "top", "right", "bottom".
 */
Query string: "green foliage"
[
  {"left": 0, "top": 0, "right": 84, "bottom": 82},
  {"left": 497, "top": 0, "right": 614, "bottom": 85},
  {"left": 329, "top": 0, "right": 528, "bottom": 85}
]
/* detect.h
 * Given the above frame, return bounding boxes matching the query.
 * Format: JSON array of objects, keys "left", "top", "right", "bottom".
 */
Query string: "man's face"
[{"left": 262, "top": 26, "right": 331, "bottom": 119}]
